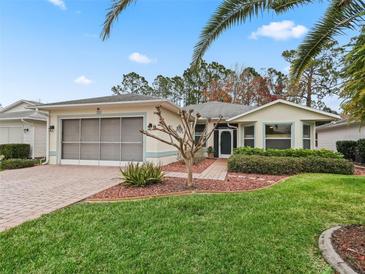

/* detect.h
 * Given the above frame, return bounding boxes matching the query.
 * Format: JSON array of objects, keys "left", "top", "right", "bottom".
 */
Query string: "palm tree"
[
  {"left": 101, "top": 0, "right": 365, "bottom": 80},
  {"left": 193, "top": 0, "right": 365, "bottom": 79}
]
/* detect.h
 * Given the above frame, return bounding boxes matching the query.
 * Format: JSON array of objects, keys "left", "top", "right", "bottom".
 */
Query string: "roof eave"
[
  {"left": 227, "top": 99, "right": 341, "bottom": 122},
  {"left": 35, "top": 99, "right": 181, "bottom": 113}
]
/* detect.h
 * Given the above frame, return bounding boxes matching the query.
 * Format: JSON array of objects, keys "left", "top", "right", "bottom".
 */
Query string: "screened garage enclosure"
[{"left": 61, "top": 117, "right": 143, "bottom": 165}]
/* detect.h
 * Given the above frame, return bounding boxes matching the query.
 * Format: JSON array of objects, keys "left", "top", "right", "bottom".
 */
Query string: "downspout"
[
  {"left": 43, "top": 111, "right": 50, "bottom": 165},
  {"left": 21, "top": 118, "right": 35, "bottom": 159}
]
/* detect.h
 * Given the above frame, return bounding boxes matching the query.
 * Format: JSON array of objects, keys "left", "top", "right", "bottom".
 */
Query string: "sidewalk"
[{"left": 165, "top": 159, "right": 227, "bottom": 181}]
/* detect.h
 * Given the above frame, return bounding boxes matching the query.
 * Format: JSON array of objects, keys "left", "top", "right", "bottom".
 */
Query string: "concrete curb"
[{"left": 318, "top": 226, "right": 358, "bottom": 274}]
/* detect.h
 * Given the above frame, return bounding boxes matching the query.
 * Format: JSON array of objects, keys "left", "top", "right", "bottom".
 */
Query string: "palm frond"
[
  {"left": 192, "top": 0, "right": 273, "bottom": 67},
  {"left": 291, "top": 0, "right": 365, "bottom": 80},
  {"left": 271, "top": 0, "right": 314, "bottom": 12},
  {"left": 192, "top": 0, "right": 313, "bottom": 67},
  {"left": 101, "top": 0, "right": 137, "bottom": 41}
]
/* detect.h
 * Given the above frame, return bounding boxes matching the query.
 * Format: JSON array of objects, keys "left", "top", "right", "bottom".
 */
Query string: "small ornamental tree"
[{"left": 141, "top": 106, "right": 220, "bottom": 188}]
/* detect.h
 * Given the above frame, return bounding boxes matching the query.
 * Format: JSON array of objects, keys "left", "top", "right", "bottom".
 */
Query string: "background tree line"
[{"left": 112, "top": 42, "right": 343, "bottom": 112}]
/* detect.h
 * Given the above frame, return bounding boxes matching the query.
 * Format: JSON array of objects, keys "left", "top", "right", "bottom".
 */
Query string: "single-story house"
[
  {"left": 0, "top": 100, "right": 48, "bottom": 158},
  {"left": 35, "top": 95, "right": 340, "bottom": 166},
  {"left": 185, "top": 100, "right": 341, "bottom": 158},
  {"left": 316, "top": 119, "right": 365, "bottom": 151}
]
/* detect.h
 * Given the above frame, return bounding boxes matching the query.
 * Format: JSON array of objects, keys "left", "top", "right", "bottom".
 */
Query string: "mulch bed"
[
  {"left": 331, "top": 225, "right": 365, "bottom": 274},
  {"left": 87, "top": 173, "right": 286, "bottom": 201},
  {"left": 162, "top": 158, "right": 216, "bottom": 173}
]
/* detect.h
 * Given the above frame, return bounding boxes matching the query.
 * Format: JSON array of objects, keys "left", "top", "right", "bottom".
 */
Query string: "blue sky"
[{"left": 0, "top": 0, "right": 345, "bottom": 109}]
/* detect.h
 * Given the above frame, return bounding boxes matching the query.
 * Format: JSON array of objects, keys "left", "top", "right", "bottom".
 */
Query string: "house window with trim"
[
  {"left": 195, "top": 124, "right": 206, "bottom": 146},
  {"left": 303, "top": 124, "right": 311, "bottom": 149},
  {"left": 243, "top": 125, "right": 255, "bottom": 147},
  {"left": 265, "top": 124, "right": 292, "bottom": 149}
]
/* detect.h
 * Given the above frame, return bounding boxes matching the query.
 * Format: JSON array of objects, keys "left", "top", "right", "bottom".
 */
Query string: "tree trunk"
[
  {"left": 184, "top": 157, "right": 194, "bottom": 188},
  {"left": 306, "top": 71, "right": 313, "bottom": 107}
]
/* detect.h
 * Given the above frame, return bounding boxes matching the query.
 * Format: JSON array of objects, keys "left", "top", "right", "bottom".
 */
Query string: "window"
[
  {"left": 243, "top": 125, "right": 255, "bottom": 147},
  {"left": 265, "top": 124, "right": 292, "bottom": 149},
  {"left": 303, "top": 124, "right": 311, "bottom": 149},
  {"left": 194, "top": 124, "right": 206, "bottom": 146}
]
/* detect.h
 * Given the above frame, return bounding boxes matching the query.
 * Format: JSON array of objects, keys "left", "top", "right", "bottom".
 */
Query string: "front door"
[{"left": 219, "top": 130, "right": 233, "bottom": 158}]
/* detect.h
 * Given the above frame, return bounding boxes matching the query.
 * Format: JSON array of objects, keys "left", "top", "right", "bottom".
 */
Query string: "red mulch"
[
  {"left": 162, "top": 158, "right": 216, "bottom": 173},
  {"left": 87, "top": 172, "right": 286, "bottom": 201},
  {"left": 331, "top": 225, "right": 365, "bottom": 274},
  {"left": 355, "top": 167, "right": 365, "bottom": 176}
]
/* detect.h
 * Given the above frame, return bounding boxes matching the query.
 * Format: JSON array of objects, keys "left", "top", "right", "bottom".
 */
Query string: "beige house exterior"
[
  {"left": 35, "top": 95, "right": 340, "bottom": 166},
  {"left": 0, "top": 100, "right": 47, "bottom": 158},
  {"left": 316, "top": 120, "right": 365, "bottom": 151},
  {"left": 36, "top": 95, "right": 181, "bottom": 166}
]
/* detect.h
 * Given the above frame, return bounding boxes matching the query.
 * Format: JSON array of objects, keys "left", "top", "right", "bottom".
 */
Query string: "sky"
[{"left": 0, "top": 0, "right": 348, "bottom": 109}]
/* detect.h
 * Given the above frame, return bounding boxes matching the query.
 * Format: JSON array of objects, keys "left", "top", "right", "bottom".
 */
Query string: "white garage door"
[
  {"left": 61, "top": 117, "right": 143, "bottom": 165},
  {"left": 0, "top": 127, "right": 23, "bottom": 144}
]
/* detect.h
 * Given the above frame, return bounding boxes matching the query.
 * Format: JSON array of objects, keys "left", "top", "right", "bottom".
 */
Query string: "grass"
[{"left": 1, "top": 174, "right": 364, "bottom": 273}]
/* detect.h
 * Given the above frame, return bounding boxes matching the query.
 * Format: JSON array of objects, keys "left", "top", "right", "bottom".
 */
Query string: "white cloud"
[
  {"left": 74, "top": 75, "right": 93, "bottom": 85},
  {"left": 48, "top": 0, "right": 66, "bottom": 10},
  {"left": 128, "top": 52, "right": 153, "bottom": 64},
  {"left": 249, "top": 20, "right": 308, "bottom": 41}
]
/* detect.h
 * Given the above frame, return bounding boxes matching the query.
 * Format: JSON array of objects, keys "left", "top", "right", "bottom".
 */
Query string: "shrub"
[
  {"left": 233, "top": 147, "right": 342, "bottom": 159},
  {"left": 357, "top": 139, "right": 365, "bottom": 163},
  {"left": 228, "top": 155, "right": 354, "bottom": 175},
  {"left": 336, "top": 141, "right": 358, "bottom": 161},
  {"left": 0, "top": 144, "right": 30, "bottom": 159},
  {"left": 121, "top": 162, "right": 164, "bottom": 187},
  {"left": 0, "top": 159, "right": 39, "bottom": 170}
]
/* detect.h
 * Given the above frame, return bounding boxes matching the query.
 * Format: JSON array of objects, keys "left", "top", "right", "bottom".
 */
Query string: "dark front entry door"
[{"left": 220, "top": 130, "right": 232, "bottom": 157}]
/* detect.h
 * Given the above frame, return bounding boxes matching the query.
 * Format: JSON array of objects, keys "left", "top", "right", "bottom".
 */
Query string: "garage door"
[
  {"left": 0, "top": 127, "right": 23, "bottom": 144},
  {"left": 61, "top": 117, "right": 143, "bottom": 165}
]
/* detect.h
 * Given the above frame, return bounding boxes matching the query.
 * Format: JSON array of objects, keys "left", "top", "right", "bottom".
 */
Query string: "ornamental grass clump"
[{"left": 121, "top": 162, "right": 164, "bottom": 187}]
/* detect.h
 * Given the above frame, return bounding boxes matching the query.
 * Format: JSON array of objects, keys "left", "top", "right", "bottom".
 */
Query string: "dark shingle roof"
[
  {"left": 0, "top": 110, "right": 47, "bottom": 121},
  {"left": 37, "top": 94, "right": 162, "bottom": 107},
  {"left": 184, "top": 101, "right": 257, "bottom": 119}
]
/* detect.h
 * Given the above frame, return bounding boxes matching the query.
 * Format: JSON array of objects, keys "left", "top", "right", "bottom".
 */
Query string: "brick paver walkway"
[
  {"left": 165, "top": 159, "right": 227, "bottom": 181},
  {"left": 0, "top": 165, "right": 120, "bottom": 232}
]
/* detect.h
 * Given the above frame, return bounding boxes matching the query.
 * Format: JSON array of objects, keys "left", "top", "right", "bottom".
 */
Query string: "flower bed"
[
  {"left": 162, "top": 159, "right": 216, "bottom": 173},
  {"left": 331, "top": 225, "right": 365, "bottom": 273},
  {"left": 87, "top": 173, "right": 286, "bottom": 201}
]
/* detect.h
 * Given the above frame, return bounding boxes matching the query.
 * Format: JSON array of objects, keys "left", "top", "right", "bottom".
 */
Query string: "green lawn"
[{"left": 1, "top": 174, "right": 364, "bottom": 273}]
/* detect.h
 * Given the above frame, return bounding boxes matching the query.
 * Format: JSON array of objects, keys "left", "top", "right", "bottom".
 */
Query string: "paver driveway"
[{"left": 0, "top": 165, "right": 120, "bottom": 232}]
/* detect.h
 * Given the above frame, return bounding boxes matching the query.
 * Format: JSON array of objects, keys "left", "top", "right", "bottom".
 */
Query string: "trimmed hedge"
[
  {"left": 336, "top": 141, "right": 357, "bottom": 161},
  {"left": 228, "top": 155, "right": 354, "bottom": 175},
  {"left": 0, "top": 159, "right": 39, "bottom": 170},
  {"left": 233, "top": 147, "right": 343, "bottom": 159},
  {"left": 0, "top": 144, "right": 30, "bottom": 159},
  {"left": 357, "top": 139, "right": 365, "bottom": 163}
]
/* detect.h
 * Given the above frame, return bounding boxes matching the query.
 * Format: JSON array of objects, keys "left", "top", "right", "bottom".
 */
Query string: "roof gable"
[
  {"left": 227, "top": 99, "right": 340, "bottom": 121},
  {"left": 0, "top": 100, "right": 38, "bottom": 113}
]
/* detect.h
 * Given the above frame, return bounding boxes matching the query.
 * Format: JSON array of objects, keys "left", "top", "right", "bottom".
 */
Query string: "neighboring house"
[
  {"left": 35, "top": 95, "right": 340, "bottom": 166},
  {"left": 0, "top": 100, "right": 48, "bottom": 158},
  {"left": 316, "top": 119, "right": 365, "bottom": 151}
]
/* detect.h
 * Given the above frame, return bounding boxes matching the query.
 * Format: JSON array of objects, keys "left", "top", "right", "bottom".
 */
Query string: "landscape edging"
[{"left": 318, "top": 225, "right": 358, "bottom": 274}]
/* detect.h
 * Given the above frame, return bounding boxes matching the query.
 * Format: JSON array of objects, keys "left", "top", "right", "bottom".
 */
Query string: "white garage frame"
[{"left": 57, "top": 113, "right": 146, "bottom": 166}]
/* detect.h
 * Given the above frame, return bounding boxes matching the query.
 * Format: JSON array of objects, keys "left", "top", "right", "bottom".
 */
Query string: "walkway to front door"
[{"left": 165, "top": 159, "right": 227, "bottom": 181}]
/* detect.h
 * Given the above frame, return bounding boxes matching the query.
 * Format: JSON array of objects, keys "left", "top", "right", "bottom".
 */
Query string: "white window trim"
[
  {"left": 243, "top": 124, "right": 255, "bottom": 147},
  {"left": 264, "top": 123, "right": 293, "bottom": 149},
  {"left": 302, "top": 122, "right": 312, "bottom": 149}
]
